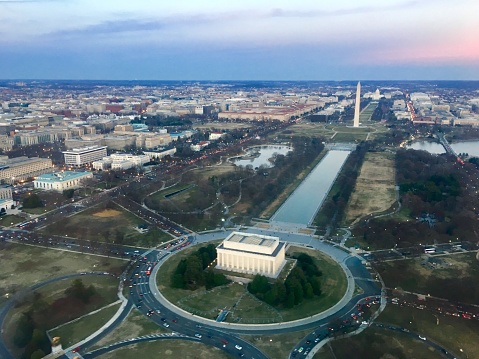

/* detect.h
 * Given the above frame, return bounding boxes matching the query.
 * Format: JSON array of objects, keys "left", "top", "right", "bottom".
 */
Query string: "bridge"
[{"left": 436, "top": 134, "right": 464, "bottom": 164}]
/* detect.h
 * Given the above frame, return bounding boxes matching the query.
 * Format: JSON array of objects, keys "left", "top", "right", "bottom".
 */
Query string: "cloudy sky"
[{"left": 1, "top": 0, "right": 478, "bottom": 80}]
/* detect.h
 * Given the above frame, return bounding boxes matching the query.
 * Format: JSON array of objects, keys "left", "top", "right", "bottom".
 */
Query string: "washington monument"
[{"left": 353, "top": 81, "right": 361, "bottom": 127}]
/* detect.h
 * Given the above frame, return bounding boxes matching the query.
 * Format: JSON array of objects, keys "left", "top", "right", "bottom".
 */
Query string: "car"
[
  {"left": 163, "top": 323, "right": 170, "bottom": 328},
  {"left": 306, "top": 340, "right": 311, "bottom": 344},
  {"left": 72, "top": 347, "right": 81, "bottom": 353},
  {"left": 235, "top": 345, "right": 242, "bottom": 350},
  {"left": 298, "top": 347, "right": 304, "bottom": 353},
  {"left": 194, "top": 333, "right": 202, "bottom": 339},
  {"left": 418, "top": 335, "right": 426, "bottom": 341},
  {"left": 314, "top": 337, "right": 320, "bottom": 343}
]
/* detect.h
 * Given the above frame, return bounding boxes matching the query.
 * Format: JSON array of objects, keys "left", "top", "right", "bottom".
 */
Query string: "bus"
[
  {"left": 146, "top": 266, "right": 152, "bottom": 275},
  {"left": 424, "top": 247, "right": 436, "bottom": 254}
]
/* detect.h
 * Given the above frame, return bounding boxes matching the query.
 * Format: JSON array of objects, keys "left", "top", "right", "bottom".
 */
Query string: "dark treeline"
[
  {"left": 13, "top": 279, "right": 98, "bottom": 359},
  {"left": 316, "top": 142, "right": 369, "bottom": 229},
  {"left": 248, "top": 253, "right": 322, "bottom": 308},
  {"left": 171, "top": 244, "right": 229, "bottom": 290},
  {"left": 354, "top": 149, "right": 479, "bottom": 248}
]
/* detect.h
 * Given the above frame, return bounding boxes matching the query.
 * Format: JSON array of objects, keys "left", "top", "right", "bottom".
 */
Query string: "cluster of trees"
[
  {"left": 354, "top": 148, "right": 479, "bottom": 248},
  {"left": 371, "top": 99, "right": 395, "bottom": 122},
  {"left": 22, "top": 194, "right": 44, "bottom": 209},
  {"left": 12, "top": 279, "right": 99, "bottom": 359},
  {"left": 317, "top": 142, "right": 369, "bottom": 229},
  {"left": 248, "top": 253, "right": 322, "bottom": 308},
  {"left": 171, "top": 244, "right": 229, "bottom": 290},
  {"left": 65, "top": 278, "right": 97, "bottom": 304},
  {"left": 399, "top": 174, "right": 460, "bottom": 203},
  {"left": 13, "top": 312, "right": 50, "bottom": 359}
]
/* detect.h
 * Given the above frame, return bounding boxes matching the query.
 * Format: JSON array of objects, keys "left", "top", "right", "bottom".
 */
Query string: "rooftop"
[
  {"left": 225, "top": 232, "right": 277, "bottom": 248},
  {"left": 35, "top": 171, "right": 91, "bottom": 183}
]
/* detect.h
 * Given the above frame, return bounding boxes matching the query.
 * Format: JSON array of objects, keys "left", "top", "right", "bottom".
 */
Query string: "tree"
[
  {"left": 13, "top": 313, "right": 34, "bottom": 348},
  {"left": 184, "top": 255, "right": 204, "bottom": 289},
  {"left": 248, "top": 275, "right": 270, "bottom": 295},
  {"left": 22, "top": 194, "right": 43, "bottom": 209},
  {"left": 285, "top": 292, "right": 295, "bottom": 308},
  {"left": 62, "top": 189, "right": 74, "bottom": 199},
  {"left": 30, "top": 349, "right": 46, "bottom": 359},
  {"left": 65, "top": 279, "right": 96, "bottom": 303}
]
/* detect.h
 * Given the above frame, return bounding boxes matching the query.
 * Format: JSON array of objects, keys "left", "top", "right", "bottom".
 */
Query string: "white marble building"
[{"left": 216, "top": 232, "right": 286, "bottom": 278}]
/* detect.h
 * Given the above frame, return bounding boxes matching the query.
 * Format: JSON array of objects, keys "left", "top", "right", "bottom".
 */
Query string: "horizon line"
[{"left": 2, "top": 78, "right": 479, "bottom": 82}]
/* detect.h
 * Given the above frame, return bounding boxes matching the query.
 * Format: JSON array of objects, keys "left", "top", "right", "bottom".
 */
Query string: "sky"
[{"left": 0, "top": 0, "right": 478, "bottom": 80}]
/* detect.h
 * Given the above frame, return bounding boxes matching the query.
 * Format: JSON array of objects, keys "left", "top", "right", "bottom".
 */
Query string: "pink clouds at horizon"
[{"left": 363, "top": 37, "right": 479, "bottom": 65}]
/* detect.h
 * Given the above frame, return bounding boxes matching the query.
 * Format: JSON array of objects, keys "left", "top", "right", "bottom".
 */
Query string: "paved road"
[{"left": 127, "top": 250, "right": 266, "bottom": 359}]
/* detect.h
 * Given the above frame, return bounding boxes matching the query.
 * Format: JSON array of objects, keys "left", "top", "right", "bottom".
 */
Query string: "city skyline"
[{"left": 1, "top": 0, "right": 478, "bottom": 80}]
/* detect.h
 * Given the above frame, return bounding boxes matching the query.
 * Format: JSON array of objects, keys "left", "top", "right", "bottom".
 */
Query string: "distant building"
[
  {"left": 209, "top": 132, "right": 224, "bottom": 141},
  {"left": 190, "top": 141, "right": 210, "bottom": 151},
  {"left": 143, "top": 148, "right": 176, "bottom": 160},
  {"left": 92, "top": 153, "right": 150, "bottom": 171},
  {"left": 34, "top": 171, "right": 93, "bottom": 192},
  {"left": 0, "top": 157, "right": 53, "bottom": 184},
  {"left": 63, "top": 146, "right": 108, "bottom": 167},
  {"left": 216, "top": 232, "right": 287, "bottom": 278}
]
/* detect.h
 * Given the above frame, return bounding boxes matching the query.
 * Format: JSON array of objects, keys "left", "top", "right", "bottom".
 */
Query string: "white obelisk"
[{"left": 353, "top": 81, "right": 361, "bottom": 128}]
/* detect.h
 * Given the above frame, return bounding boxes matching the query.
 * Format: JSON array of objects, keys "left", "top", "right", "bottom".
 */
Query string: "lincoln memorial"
[{"left": 216, "top": 232, "right": 286, "bottom": 278}]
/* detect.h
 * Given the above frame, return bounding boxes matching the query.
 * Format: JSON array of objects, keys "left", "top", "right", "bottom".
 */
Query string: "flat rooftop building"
[
  {"left": 62, "top": 145, "right": 107, "bottom": 167},
  {"left": 216, "top": 232, "right": 286, "bottom": 278},
  {"left": 34, "top": 171, "right": 93, "bottom": 192}
]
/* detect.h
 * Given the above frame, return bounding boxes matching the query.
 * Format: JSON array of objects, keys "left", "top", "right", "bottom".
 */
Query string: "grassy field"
[
  {"left": 95, "top": 339, "right": 233, "bottom": 359},
  {"left": 378, "top": 305, "right": 479, "bottom": 359},
  {"left": 157, "top": 243, "right": 347, "bottom": 323},
  {"left": 374, "top": 253, "right": 479, "bottom": 304},
  {"left": 49, "top": 302, "right": 121, "bottom": 348},
  {"left": 89, "top": 308, "right": 169, "bottom": 350},
  {"left": 331, "top": 132, "right": 368, "bottom": 142},
  {"left": 242, "top": 328, "right": 313, "bottom": 359},
  {"left": 344, "top": 152, "right": 396, "bottom": 226},
  {"left": 40, "top": 203, "right": 171, "bottom": 246},
  {"left": 0, "top": 242, "right": 126, "bottom": 305},
  {"left": 0, "top": 214, "right": 24, "bottom": 226},
  {"left": 315, "top": 327, "right": 443, "bottom": 359}
]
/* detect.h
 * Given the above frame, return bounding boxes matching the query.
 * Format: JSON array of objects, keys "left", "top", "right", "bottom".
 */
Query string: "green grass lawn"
[
  {"left": 156, "top": 243, "right": 347, "bottom": 323},
  {"left": 40, "top": 202, "right": 168, "bottom": 247},
  {"left": 315, "top": 327, "right": 443, "bottom": 359},
  {"left": 0, "top": 214, "right": 24, "bottom": 226},
  {"left": 242, "top": 328, "right": 313, "bottom": 359},
  {"left": 48, "top": 302, "right": 121, "bottom": 348},
  {"left": 332, "top": 132, "right": 368, "bottom": 142},
  {"left": 378, "top": 305, "right": 479, "bottom": 359},
  {"left": 0, "top": 242, "right": 126, "bottom": 306},
  {"left": 95, "top": 340, "right": 233, "bottom": 359},
  {"left": 89, "top": 308, "right": 168, "bottom": 351},
  {"left": 374, "top": 253, "right": 479, "bottom": 304}
]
